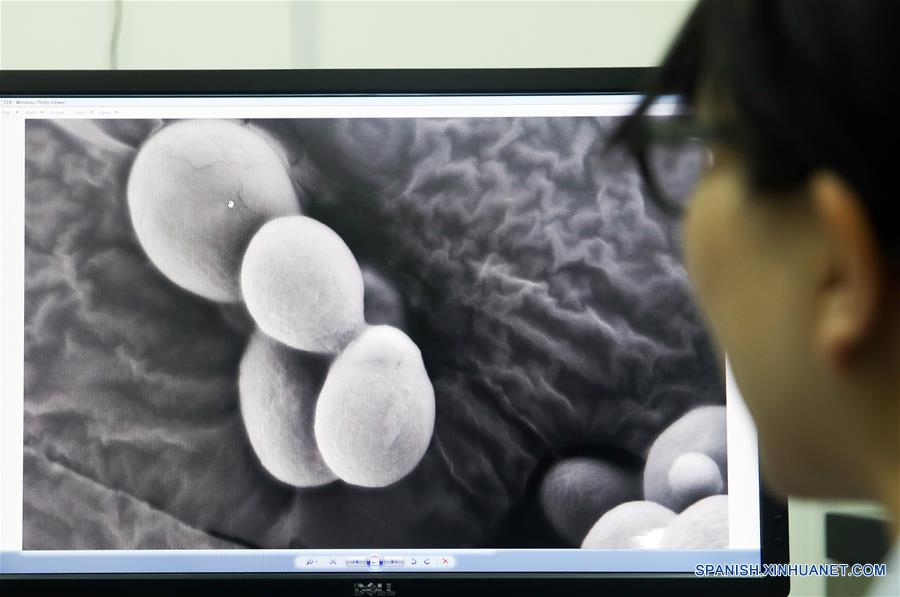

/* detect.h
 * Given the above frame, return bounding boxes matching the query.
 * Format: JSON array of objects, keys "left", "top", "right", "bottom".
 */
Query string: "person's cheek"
[
  {"left": 681, "top": 176, "right": 809, "bottom": 497},
  {"left": 682, "top": 180, "right": 729, "bottom": 341},
  {"left": 683, "top": 180, "right": 770, "bottom": 447},
  {"left": 683, "top": 177, "right": 771, "bottom": 412}
]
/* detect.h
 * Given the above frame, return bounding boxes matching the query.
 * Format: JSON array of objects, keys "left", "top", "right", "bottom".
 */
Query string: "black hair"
[{"left": 615, "top": 0, "right": 900, "bottom": 262}]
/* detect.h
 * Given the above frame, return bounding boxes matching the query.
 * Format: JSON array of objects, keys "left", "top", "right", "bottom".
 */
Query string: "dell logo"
[{"left": 353, "top": 582, "right": 396, "bottom": 596}]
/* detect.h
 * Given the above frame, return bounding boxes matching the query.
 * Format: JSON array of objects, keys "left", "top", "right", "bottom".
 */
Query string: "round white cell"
[
  {"left": 538, "top": 458, "right": 640, "bottom": 546},
  {"left": 314, "top": 325, "right": 435, "bottom": 488},
  {"left": 581, "top": 500, "right": 676, "bottom": 549},
  {"left": 239, "top": 331, "right": 337, "bottom": 487},
  {"left": 127, "top": 119, "right": 299, "bottom": 302},
  {"left": 643, "top": 405, "right": 727, "bottom": 512},
  {"left": 660, "top": 494, "right": 729, "bottom": 549},
  {"left": 240, "top": 216, "right": 365, "bottom": 354},
  {"left": 668, "top": 451, "right": 724, "bottom": 507}
]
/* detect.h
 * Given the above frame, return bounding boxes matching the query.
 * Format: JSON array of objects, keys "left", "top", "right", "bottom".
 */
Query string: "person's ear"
[{"left": 809, "top": 171, "right": 886, "bottom": 367}]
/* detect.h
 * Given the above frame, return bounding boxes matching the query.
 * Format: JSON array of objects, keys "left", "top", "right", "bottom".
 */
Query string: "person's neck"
[
  {"left": 875, "top": 461, "right": 900, "bottom": 545},
  {"left": 859, "top": 358, "right": 900, "bottom": 545},
  {"left": 888, "top": 477, "right": 899, "bottom": 544}
]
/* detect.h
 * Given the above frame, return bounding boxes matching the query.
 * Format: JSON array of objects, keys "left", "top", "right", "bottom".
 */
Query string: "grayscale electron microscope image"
[{"left": 22, "top": 117, "right": 728, "bottom": 550}]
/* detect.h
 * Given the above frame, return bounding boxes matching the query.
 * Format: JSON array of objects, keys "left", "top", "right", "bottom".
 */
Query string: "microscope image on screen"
[{"left": 22, "top": 116, "right": 727, "bottom": 551}]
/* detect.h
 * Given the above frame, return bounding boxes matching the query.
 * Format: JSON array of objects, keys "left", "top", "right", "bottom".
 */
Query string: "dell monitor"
[{"left": 0, "top": 69, "right": 788, "bottom": 596}]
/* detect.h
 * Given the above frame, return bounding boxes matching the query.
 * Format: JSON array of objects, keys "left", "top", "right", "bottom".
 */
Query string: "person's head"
[{"left": 614, "top": 0, "right": 900, "bottom": 512}]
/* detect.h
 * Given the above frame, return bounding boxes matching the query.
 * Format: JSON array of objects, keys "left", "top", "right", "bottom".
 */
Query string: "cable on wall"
[{"left": 110, "top": 0, "right": 123, "bottom": 70}]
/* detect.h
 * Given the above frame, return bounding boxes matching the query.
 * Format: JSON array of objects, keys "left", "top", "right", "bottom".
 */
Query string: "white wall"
[
  {"left": 1, "top": 2, "right": 889, "bottom": 595},
  {"left": 1, "top": 0, "right": 296, "bottom": 70},
  {"left": 2, "top": 0, "right": 693, "bottom": 70},
  {"left": 293, "top": 1, "right": 696, "bottom": 69}
]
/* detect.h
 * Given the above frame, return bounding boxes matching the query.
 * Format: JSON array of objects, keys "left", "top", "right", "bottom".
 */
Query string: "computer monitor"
[{"left": 0, "top": 69, "right": 789, "bottom": 596}]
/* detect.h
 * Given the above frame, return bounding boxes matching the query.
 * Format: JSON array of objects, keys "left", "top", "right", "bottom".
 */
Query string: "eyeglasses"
[{"left": 620, "top": 117, "right": 738, "bottom": 215}]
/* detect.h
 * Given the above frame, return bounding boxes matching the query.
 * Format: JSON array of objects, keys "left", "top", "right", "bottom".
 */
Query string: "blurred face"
[{"left": 680, "top": 141, "right": 880, "bottom": 499}]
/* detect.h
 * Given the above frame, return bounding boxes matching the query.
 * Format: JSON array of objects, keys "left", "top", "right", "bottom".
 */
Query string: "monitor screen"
[{"left": 0, "top": 70, "right": 785, "bottom": 594}]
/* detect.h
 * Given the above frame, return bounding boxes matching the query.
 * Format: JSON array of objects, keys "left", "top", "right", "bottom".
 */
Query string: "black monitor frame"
[{"left": 0, "top": 68, "right": 789, "bottom": 597}]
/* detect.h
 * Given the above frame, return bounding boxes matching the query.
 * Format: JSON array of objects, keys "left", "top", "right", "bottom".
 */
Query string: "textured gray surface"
[
  {"left": 23, "top": 446, "right": 239, "bottom": 550},
  {"left": 23, "top": 116, "right": 723, "bottom": 549}
]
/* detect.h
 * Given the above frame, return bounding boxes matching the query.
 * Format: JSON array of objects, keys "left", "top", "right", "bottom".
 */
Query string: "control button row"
[{"left": 294, "top": 554, "right": 456, "bottom": 570}]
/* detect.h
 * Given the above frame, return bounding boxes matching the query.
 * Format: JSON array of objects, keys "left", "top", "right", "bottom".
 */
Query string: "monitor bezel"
[{"left": 0, "top": 68, "right": 790, "bottom": 597}]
